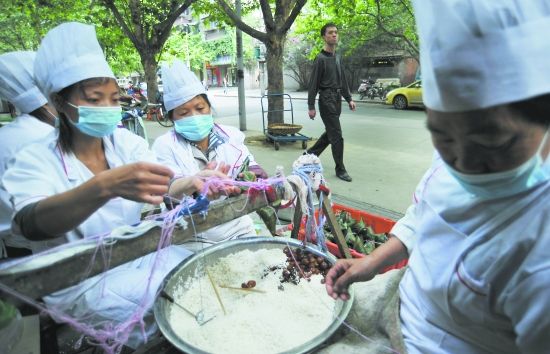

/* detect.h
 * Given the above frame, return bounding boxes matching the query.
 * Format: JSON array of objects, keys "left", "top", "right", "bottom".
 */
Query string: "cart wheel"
[
  {"left": 302, "top": 141, "right": 308, "bottom": 149},
  {"left": 274, "top": 141, "right": 280, "bottom": 150}
]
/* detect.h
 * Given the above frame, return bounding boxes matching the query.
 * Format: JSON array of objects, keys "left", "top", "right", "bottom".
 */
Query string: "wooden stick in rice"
[
  {"left": 206, "top": 268, "right": 226, "bottom": 315},
  {"left": 219, "top": 285, "right": 266, "bottom": 293}
]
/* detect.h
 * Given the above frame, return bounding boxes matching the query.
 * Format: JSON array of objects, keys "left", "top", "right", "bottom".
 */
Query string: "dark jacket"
[{"left": 307, "top": 50, "right": 352, "bottom": 110}]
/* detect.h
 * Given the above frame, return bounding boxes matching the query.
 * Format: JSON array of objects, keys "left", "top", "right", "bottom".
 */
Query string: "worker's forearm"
[
  {"left": 341, "top": 70, "right": 352, "bottom": 102},
  {"left": 31, "top": 177, "right": 112, "bottom": 238},
  {"left": 365, "top": 235, "right": 409, "bottom": 273}
]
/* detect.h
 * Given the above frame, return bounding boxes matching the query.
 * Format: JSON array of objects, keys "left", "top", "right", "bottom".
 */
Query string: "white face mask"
[{"left": 445, "top": 131, "right": 549, "bottom": 199}]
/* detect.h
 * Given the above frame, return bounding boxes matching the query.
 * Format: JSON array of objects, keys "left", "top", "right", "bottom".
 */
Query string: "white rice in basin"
[{"left": 168, "top": 248, "right": 338, "bottom": 353}]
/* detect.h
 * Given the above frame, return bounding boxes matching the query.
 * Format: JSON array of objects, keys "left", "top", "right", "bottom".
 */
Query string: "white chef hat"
[
  {"left": 34, "top": 22, "right": 115, "bottom": 100},
  {"left": 161, "top": 59, "right": 206, "bottom": 112},
  {"left": 413, "top": 0, "right": 550, "bottom": 112},
  {"left": 0, "top": 51, "right": 47, "bottom": 114}
]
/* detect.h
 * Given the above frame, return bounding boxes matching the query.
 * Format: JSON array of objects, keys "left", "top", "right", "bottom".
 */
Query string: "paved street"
[{"left": 144, "top": 87, "right": 434, "bottom": 214}]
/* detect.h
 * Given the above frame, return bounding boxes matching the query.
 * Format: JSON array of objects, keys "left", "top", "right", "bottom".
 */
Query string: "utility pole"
[
  {"left": 259, "top": 57, "right": 266, "bottom": 95},
  {"left": 184, "top": 25, "right": 191, "bottom": 69},
  {"left": 236, "top": 0, "right": 246, "bottom": 131}
]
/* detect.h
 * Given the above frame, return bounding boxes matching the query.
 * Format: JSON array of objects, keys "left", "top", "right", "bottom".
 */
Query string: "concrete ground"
[{"left": 144, "top": 87, "right": 434, "bottom": 214}]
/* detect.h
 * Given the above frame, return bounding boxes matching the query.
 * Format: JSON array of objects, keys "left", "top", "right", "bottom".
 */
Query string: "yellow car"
[{"left": 385, "top": 80, "right": 423, "bottom": 109}]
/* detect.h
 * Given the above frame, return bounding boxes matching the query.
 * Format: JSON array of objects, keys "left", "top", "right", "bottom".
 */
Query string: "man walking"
[{"left": 307, "top": 23, "right": 356, "bottom": 182}]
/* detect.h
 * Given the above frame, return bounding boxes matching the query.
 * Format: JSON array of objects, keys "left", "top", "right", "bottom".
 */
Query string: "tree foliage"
[
  {"left": 163, "top": 23, "right": 255, "bottom": 75},
  {"left": 283, "top": 36, "right": 313, "bottom": 91},
  {"left": 296, "top": 0, "right": 417, "bottom": 59},
  {"left": 98, "top": 0, "right": 197, "bottom": 102},
  {"left": 0, "top": 1, "right": 142, "bottom": 76},
  {"left": 292, "top": 0, "right": 417, "bottom": 90},
  {"left": 163, "top": 29, "right": 207, "bottom": 71},
  {"left": 0, "top": 0, "right": 259, "bottom": 97},
  {"left": 195, "top": 0, "right": 308, "bottom": 124},
  {"left": 92, "top": 6, "right": 144, "bottom": 76},
  {"left": 0, "top": 0, "right": 88, "bottom": 51}
]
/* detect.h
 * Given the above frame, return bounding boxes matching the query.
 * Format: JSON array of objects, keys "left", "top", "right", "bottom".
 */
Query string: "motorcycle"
[
  {"left": 357, "top": 79, "right": 375, "bottom": 100},
  {"left": 367, "top": 83, "right": 386, "bottom": 100}
]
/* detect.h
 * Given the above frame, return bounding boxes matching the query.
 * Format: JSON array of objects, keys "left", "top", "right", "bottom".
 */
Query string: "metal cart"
[{"left": 261, "top": 93, "right": 311, "bottom": 151}]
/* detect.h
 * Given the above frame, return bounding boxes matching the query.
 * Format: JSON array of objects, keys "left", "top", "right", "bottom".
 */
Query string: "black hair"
[
  {"left": 56, "top": 77, "right": 117, "bottom": 152},
  {"left": 509, "top": 93, "right": 550, "bottom": 127},
  {"left": 7, "top": 102, "right": 17, "bottom": 118},
  {"left": 321, "top": 23, "right": 338, "bottom": 37},
  {"left": 167, "top": 94, "right": 212, "bottom": 121},
  {"left": 29, "top": 106, "right": 55, "bottom": 126}
]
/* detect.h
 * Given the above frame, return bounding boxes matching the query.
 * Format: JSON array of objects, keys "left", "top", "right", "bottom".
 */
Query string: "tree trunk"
[
  {"left": 141, "top": 53, "right": 158, "bottom": 104},
  {"left": 265, "top": 34, "right": 285, "bottom": 125}
]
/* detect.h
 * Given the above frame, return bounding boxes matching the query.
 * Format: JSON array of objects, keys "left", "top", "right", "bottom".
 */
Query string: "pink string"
[
  {"left": 0, "top": 176, "right": 286, "bottom": 352},
  {"left": 0, "top": 220, "right": 181, "bottom": 353},
  {"left": 199, "top": 176, "right": 284, "bottom": 197}
]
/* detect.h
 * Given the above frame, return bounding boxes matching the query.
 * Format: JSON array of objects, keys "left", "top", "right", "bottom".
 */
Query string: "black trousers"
[{"left": 308, "top": 89, "right": 346, "bottom": 172}]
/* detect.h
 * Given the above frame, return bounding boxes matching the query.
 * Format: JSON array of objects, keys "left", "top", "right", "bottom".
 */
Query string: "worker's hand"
[
  {"left": 308, "top": 109, "right": 316, "bottom": 120},
  {"left": 200, "top": 161, "right": 232, "bottom": 176},
  {"left": 99, "top": 162, "right": 174, "bottom": 205},
  {"left": 248, "top": 165, "right": 268, "bottom": 179},
  {"left": 348, "top": 100, "right": 356, "bottom": 111},
  {"left": 168, "top": 162, "right": 241, "bottom": 200},
  {"left": 191, "top": 176, "right": 241, "bottom": 200},
  {"left": 325, "top": 257, "right": 377, "bottom": 301},
  {"left": 196, "top": 161, "right": 241, "bottom": 198}
]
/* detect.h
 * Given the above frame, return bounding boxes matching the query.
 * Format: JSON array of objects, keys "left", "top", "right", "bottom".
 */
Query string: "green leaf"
[
  {"left": 0, "top": 299, "right": 17, "bottom": 330},
  {"left": 364, "top": 240, "right": 376, "bottom": 255}
]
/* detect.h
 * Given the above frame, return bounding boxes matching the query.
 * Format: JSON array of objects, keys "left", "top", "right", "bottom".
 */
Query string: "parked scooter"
[
  {"left": 357, "top": 78, "right": 375, "bottom": 100},
  {"left": 367, "top": 82, "right": 386, "bottom": 100},
  {"left": 120, "top": 99, "right": 147, "bottom": 140}
]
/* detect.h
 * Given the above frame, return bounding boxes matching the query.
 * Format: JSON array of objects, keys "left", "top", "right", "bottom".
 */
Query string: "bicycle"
[{"left": 146, "top": 103, "right": 172, "bottom": 127}]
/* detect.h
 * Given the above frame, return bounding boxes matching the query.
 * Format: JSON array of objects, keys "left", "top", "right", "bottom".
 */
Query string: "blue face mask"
[
  {"left": 67, "top": 103, "right": 122, "bottom": 137},
  {"left": 174, "top": 114, "right": 214, "bottom": 141},
  {"left": 445, "top": 132, "right": 549, "bottom": 199}
]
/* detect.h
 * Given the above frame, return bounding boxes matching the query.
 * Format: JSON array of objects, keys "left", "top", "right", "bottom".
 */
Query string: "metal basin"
[{"left": 154, "top": 237, "right": 354, "bottom": 354}]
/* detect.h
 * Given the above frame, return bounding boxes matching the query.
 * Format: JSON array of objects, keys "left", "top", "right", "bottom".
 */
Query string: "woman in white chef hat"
[
  {"left": 0, "top": 51, "right": 56, "bottom": 257},
  {"left": 1, "top": 22, "right": 209, "bottom": 348},
  {"left": 153, "top": 59, "right": 267, "bottom": 252},
  {"left": 325, "top": 1, "right": 550, "bottom": 353}
]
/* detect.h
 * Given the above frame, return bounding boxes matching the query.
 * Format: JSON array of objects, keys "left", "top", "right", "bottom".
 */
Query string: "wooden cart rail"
[{"left": 0, "top": 192, "right": 278, "bottom": 301}]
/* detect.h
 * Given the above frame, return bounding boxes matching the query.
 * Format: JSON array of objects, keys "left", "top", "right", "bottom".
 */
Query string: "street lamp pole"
[
  {"left": 236, "top": 0, "right": 247, "bottom": 131},
  {"left": 184, "top": 25, "right": 191, "bottom": 69},
  {"left": 259, "top": 58, "right": 266, "bottom": 95}
]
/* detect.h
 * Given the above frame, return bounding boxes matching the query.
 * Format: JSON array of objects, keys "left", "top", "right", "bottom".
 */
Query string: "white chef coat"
[
  {"left": 152, "top": 124, "right": 256, "bottom": 251},
  {"left": 2, "top": 128, "right": 155, "bottom": 253},
  {"left": 392, "top": 154, "right": 550, "bottom": 354},
  {"left": 1, "top": 127, "right": 192, "bottom": 348},
  {"left": 0, "top": 114, "right": 54, "bottom": 252}
]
